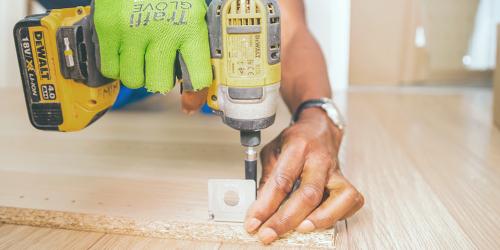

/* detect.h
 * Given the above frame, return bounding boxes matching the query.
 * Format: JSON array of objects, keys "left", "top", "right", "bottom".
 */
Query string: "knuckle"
[
  {"left": 344, "top": 185, "right": 361, "bottom": 201},
  {"left": 247, "top": 203, "right": 267, "bottom": 221},
  {"left": 270, "top": 214, "right": 294, "bottom": 234},
  {"left": 299, "top": 184, "right": 324, "bottom": 205},
  {"left": 293, "top": 136, "right": 309, "bottom": 150},
  {"left": 273, "top": 174, "right": 294, "bottom": 194},
  {"left": 282, "top": 129, "right": 308, "bottom": 148},
  {"left": 316, "top": 152, "right": 334, "bottom": 167}
]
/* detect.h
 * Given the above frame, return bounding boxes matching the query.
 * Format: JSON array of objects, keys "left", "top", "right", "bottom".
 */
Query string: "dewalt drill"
[
  {"left": 14, "top": 0, "right": 281, "bottom": 184},
  {"left": 205, "top": 0, "right": 281, "bottom": 183},
  {"left": 14, "top": 6, "right": 120, "bottom": 132}
]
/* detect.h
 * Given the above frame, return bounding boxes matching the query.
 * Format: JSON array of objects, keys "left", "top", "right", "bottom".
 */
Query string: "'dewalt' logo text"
[{"left": 34, "top": 31, "right": 51, "bottom": 81}]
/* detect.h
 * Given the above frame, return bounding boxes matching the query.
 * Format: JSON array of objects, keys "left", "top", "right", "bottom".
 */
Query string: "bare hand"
[{"left": 244, "top": 108, "right": 364, "bottom": 244}]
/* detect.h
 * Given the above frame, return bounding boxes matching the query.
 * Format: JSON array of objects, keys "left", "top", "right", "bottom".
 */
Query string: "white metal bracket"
[{"left": 208, "top": 179, "right": 256, "bottom": 222}]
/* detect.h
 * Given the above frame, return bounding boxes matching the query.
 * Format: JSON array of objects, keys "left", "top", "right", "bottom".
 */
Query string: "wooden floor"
[
  {"left": 0, "top": 85, "right": 499, "bottom": 249},
  {"left": 0, "top": 223, "right": 289, "bottom": 250}
]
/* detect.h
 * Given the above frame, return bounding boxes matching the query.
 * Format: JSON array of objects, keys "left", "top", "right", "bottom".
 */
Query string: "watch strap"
[
  {"left": 292, "top": 99, "right": 328, "bottom": 123},
  {"left": 292, "top": 98, "right": 346, "bottom": 131}
]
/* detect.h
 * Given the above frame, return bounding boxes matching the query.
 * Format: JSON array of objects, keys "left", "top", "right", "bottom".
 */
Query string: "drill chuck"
[{"left": 240, "top": 130, "right": 261, "bottom": 147}]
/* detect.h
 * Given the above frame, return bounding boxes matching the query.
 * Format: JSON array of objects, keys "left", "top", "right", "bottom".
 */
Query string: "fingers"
[
  {"left": 96, "top": 32, "right": 120, "bottom": 79},
  {"left": 179, "top": 34, "right": 213, "bottom": 91},
  {"left": 256, "top": 153, "right": 330, "bottom": 244},
  {"left": 181, "top": 88, "right": 208, "bottom": 115},
  {"left": 258, "top": 138, "right": 280, "bottom": 187},
  {"left": 93, "top": 1, "right": 121, "bottom": 79},
  {"left": 341, "top": 194, "right": 364, "bottom": 220},
  {"left": 119, "top": 39, "right": 147, "bottom": 89},
  {"left": 244, "top": 139, "right": 307, "bottom": 234},
  {"left": 296, "top": 173, "right": 363, "bottom": 233},
  {"left": 145, "top": 42, "right": 177, "bottom": 93}
]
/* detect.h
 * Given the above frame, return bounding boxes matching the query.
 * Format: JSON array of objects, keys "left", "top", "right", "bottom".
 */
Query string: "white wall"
[
  {"left": 0, "top": 1, "right": 27, "bottom": 87},
  {"left": 305, "top": 0, "right": 351, "bottom": 90},
  {"left": 465, "top": 0, "right": 500, "bottom": 70}
]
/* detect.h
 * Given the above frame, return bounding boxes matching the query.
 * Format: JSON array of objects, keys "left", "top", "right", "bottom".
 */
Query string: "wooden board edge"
[
  {"left": 0, "top": 207, "right": 335, "bottom": 249},
  {"left": 494, "top": 24, "right": 500, "bottom": 129}
]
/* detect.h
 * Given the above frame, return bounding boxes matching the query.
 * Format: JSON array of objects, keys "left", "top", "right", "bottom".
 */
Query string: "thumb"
[{"left": 181, "top": 88, "right": 208, "bottom": 115}]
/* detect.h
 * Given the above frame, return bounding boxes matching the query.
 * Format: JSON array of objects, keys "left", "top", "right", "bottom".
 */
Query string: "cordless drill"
[
  {"left": 14, "top": 0, "right": 281, "bottom": 184},
  {"left": 205, "top": 0, "right": 281, "bottom": 184}
]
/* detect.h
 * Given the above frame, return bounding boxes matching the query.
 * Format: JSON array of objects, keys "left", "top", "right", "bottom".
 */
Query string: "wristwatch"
[{"left": 292, "top": 98, "right": 346, "bottom": 131}]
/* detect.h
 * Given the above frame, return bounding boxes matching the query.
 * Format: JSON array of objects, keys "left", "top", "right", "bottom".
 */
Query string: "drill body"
[
  {"left": 206, "top": 0, "right": 282, "bottom": 182},
  {"left": 14, "top": 1, "right": 281, "bottom": 183}
]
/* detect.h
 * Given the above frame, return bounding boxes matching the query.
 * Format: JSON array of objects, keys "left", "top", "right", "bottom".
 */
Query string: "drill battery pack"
[{"left": 13, "top": 7, "right": 119, "bottom": 132}]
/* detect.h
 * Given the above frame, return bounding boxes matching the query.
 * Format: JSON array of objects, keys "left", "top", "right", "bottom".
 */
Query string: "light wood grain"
[
  {"left": 90, "top": 234, "right": 221, "bottom": 250},
  {"left": 494, "top": 24, "right": 500, "bottom": 128},
  {"left": 0, "top": 224, "right": 323, "bottom": 250},
  {"left": 365, "top": 89, "right": 500, "bottom": 249},
  {"left": 340, "top": 92, "right": 474, "bottom": 249},
  {"left": 342, "top": 86, "right": 499, "bottom": 249},
  {"left": 0, "top": 224, "right": 103, "bottom": 250},
  {"left": 1, "top": 85, "right": 500, "bottom": 249},
  {"left": 218, "top": 243, "right": 312, "bottom": 250},
  {"left": 0, "top": 87, "right": 333, "bottom": 248}
]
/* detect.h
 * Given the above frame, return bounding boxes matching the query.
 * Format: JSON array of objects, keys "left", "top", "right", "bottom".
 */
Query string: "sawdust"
[{"left": 0, "top": 206, "right": 335, "bottom": 249}]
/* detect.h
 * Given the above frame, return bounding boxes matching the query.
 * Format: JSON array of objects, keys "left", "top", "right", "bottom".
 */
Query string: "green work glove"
[{"left": 93, "top": 0, "right": 212, "bottom": 93}]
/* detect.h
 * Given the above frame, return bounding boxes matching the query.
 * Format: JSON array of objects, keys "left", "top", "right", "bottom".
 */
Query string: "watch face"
[{"left": 322, "top": 101, "right": 345, "bottom": 130}]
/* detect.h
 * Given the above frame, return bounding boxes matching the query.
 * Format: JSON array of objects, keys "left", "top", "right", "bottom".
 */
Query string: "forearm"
[{"left": 278, "top": 0, "right": 332, "bottom": 113}]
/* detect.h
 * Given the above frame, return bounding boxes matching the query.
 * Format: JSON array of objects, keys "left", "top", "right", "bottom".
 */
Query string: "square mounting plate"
[{"left": 208, "top": 179, "right": 256, "bottom": 222}]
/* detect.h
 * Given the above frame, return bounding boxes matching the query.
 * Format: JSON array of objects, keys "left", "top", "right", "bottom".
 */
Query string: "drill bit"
[
  {"left": 245, "top": 146, "right": 258, "bottom": 183},
  {"left": 240, "top": 130, "right": 261, "bottom": 188}
]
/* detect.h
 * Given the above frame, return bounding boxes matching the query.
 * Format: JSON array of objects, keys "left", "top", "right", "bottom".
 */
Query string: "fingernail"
[
  {"left": 258, "top": 227, "right": 278, "bottom": 244},
  {"left": 188, "top": 110, "right": 197, "bottom": 116},
  {"left": 244, "top": 218, "right": 261, "bottom": 233},
  {"left": 296, "top": 220, "right": 315, "bottom": 233}
]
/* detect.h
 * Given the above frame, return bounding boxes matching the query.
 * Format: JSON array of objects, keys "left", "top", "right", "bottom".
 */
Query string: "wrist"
[{"left": 298, "top": 108, "right": 343, "bottom": 138}]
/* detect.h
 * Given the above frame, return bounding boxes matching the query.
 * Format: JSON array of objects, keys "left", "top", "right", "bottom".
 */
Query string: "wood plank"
[
  {"left": 90, "top": 234, "right": 221, "bottom": 250},
  {"left": 366, "top": 88, "right": 500, "bottom": 249},
  {"left": 341, "top": 89, "right": 477, "bottom": 248},
  {"left": 0, "top": 87, "right": 334, "bottom": 249},
  {"left": 494, "top": 24, "right": 500, "bottom": 128},
  {"left": 2, "top": 86, "right": 500, "bottom": 248},
  {"left": 219, "top": 243, "right": 312, "bottom": 250},
  {"left": 0, "top": 224, "right": 103, "bottom": 250}
]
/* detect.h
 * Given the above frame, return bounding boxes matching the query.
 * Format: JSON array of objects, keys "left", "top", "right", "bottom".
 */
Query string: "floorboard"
[
  {"left": 89, "top": 234, "right": 221, "bottom": 250},
  {"left": 368, "top": 90, "right": 500, "bottom": 248},
  {"left": 0, "top": 86, "right": 333, "bottom": 248},
  {"left": 0, "top": 225, "right": 103, "bottom": 250},
  {"left": 0, "top": 86, "right": 499, "bottom": 248},
  {"left": 341, "top": 91, "right": 475, "bottom": 249}
]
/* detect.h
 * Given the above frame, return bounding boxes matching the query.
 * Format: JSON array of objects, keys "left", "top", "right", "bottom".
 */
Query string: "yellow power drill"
[
  {"left": 205, "top": 0, "right": 281, "bottom": 183},
  {"left": 14, "top": 0, "right": 281, "bottom": 184}
]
